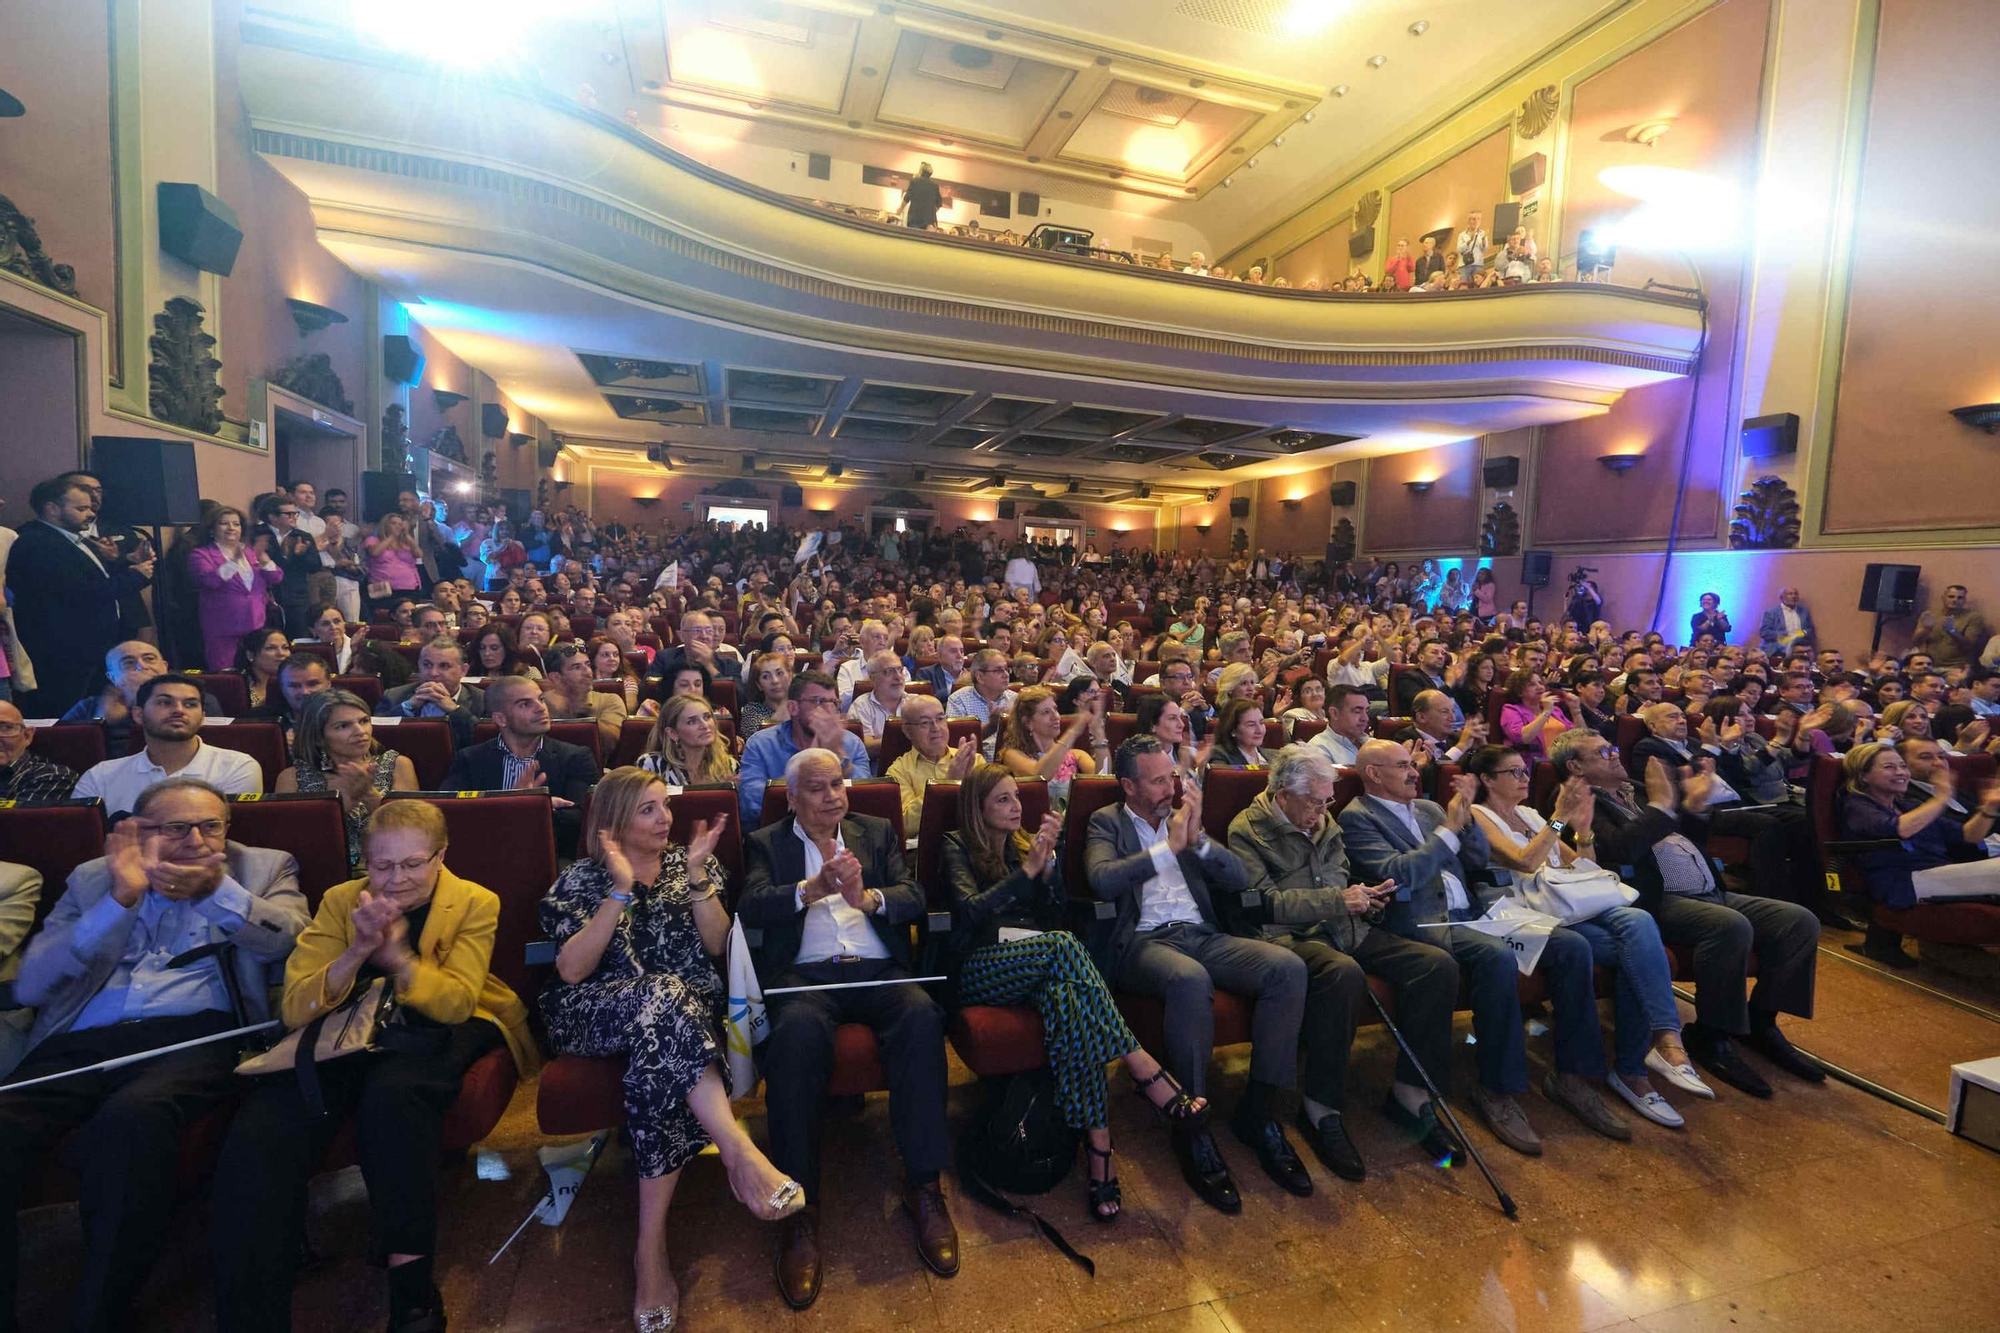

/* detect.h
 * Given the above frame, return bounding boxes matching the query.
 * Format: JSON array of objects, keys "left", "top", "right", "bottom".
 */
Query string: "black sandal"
[
  {"left": 1132, "top": 1067, "right": 1206, "bottom": 1123},
  {"left": 1085, "top": 1145, "right": 1121, "bottom": 1223}
]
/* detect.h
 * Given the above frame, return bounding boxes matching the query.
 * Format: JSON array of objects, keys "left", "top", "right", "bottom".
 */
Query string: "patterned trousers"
[{"left": 956, "top": 931, "right": 1137, "bottom": 1130}]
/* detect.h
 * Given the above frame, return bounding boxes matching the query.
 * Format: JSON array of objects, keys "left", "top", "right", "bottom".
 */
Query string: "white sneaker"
[
  {"left": 1647, "top": 1048, "right": 1717, "bottom": 1099},
  {"left": 1608, "top": 1072, "right": 1685, "bottom": 1129}
]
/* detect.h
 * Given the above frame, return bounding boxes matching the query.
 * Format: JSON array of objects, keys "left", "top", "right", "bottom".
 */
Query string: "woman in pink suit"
[{"left": 187, "top": 506, "right": 282, "bottom": 672}]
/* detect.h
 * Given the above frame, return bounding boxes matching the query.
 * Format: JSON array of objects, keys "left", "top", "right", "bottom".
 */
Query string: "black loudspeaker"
[
  {"left": 1329, "top": 480, "right": 1357, "bottom": 506},
  {"left": 1521, "top": 550, "right": 1554, "bottom": 588},
  {"left": 383, "top": 335, "right": 426, "bottom": 386},
  {"left": 1229, "top": 496, "right": 1251, "bottom": 518},
  {"left": 537, "top": 443, "right": 561, "bottom": 469},
  {"left": 1491, "top": 202, "right": 1522, "bottom": 239},
  {"left": 1348, "top": 226, "right": 1375, "bottom": 259},
  {"left": 1018, "top": 191, "right": 1041, "bottom": 217},
  {"left": 90, "top": 436, "right": 202, "bottom": 526},
  {"left": 997, "top": 499, "right": 1017, "bottom": 520},
  {"left": 481, "top": 404, "right": 510, "bottom": 438},
  {"left": 1860, "top": 563, "right": 1920, "bottom": 615},
  {"left": 156, "top": 183, "right": 243, "bottom": 276},
  {"left": 362, "top": 470, "right": 415, "bottom": 522},
  {"left": 1509, "top": 153, "right": 1547, "bottom": 195},
  {"left": 1483, "top": 456, "right": 1520, "bottom": 489},
  {"left": 807, "top": 152, "right": 831, "bottom": 181},
  {"left": 1741, "top": 412, "right": 1800, "bottom": 459},
  {"left": 781, "top": 484, "right": 804, "bottom": 507}
]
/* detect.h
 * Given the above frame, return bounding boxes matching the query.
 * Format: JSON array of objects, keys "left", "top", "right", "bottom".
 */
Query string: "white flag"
[
  {"left": 653, "top": 561, "right": 679, "bottom": 590},
  {"left": 1424, "top": 899, "right": 1562, "bottom": 976},
  {"left": 535, "top": 1132, "right": 608, "bottom": 1226},
  {"left": 794, "top": 530, "right": 823, "bottom": 566},
  {"left": 724, "top": 915, "right": 768, "bottom": 1098}
]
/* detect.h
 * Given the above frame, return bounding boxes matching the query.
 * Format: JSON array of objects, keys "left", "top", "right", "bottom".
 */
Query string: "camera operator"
[{"left": 1565, "top": 568, "right": 1603, "bottom": 633}]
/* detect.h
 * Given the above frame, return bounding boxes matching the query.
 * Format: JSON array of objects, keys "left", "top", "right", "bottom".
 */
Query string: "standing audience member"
[
  {"left": 6, "top": 476, "right": 155, "bottom": 714},
  {"left": 1911, "top": 584, "right": 1987, "bottom": 667},
  {"left": 187, "top": 505, "right": 283, "bottom": 672},
  {"left": 1757, "top": 587, "right": 1815, "bottom": 656}
]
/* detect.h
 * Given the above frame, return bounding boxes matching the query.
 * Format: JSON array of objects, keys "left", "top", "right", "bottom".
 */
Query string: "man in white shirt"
[
  {"left": 284, "top": 480, "right": 338, "bottom": 611},
  {"left": 71, "top": 677, "right": 262, "bottom": 816},
  {"left": 834, "top": 620, "right": 892, "bottom": 707},
  {"left": 845, "top": 650, "right": 907, "bottom": 747},
  {"left": 1306, "top": 685, "right": 1373, "bottom": 769}
]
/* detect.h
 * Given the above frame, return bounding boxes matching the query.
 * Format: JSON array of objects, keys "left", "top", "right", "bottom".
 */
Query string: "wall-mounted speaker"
[
  {"left": 1860, "top": 563, "right": 1920, "bottom": 615},
  {"left": 1329, "top": 480, "right": 1357, "bottom": 506},
  {"left": 1229, "top": 496, "right": 1250, "bottom": 518},
  {"left": 361, "top": 470, "right": 416, "bottom": 522},
  {"left": 1348, "top": 226, "right": 1375, "bottom": 259},
  {"left": 1741, "top": 412, "right": 1800, "bottom": 459},
  {"left": 1017, "top": 190, "right": 1041, "bottom": 217},
  {"left": 997, "top": 499, "right": 1017, "bottom": 520},
  {"left": 90, "top": 436, "right": 202, "bottom": 526},
  {"left": 807, "top": 152, "right": 831, "bottom": 181},
  {"left": 537, "top": 444, "right": 561, "bottom": 469},
  {"left": 781, "top": 484, "right": 804, "bottom": 507},
  {"left": 481, "top": 404, "right": 510, "bottom": 439},
  {"left": 382, "top": 335, "right": 425, "bottom": 386},
  {"left": 1521, "top": 549, "right": 1554, "bottom": 588},
  {"left": 1482, "top": 456, "right": 1521, "bottom": 489},
  {"left": 1508, "top": 152, "right": 1547, "bottom": 196},
  {"left": 1491, "top": 202, "right": 1522, "bottom": 240},
  {"left": 156, "top": 183, "right": 243, "bottom": 276}
]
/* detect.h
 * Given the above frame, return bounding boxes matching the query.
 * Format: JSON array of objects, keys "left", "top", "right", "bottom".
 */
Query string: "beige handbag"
[{"left": 236, "top": 977, "right": 396, "bottom": 1113}]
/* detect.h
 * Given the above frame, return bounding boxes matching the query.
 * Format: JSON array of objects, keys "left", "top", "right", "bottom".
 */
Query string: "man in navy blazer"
[
  {"left": 440, "top": 675, "right": 596, "bottom": 855},
  {"left": 739, "top": 747, "right": 955, "bottom": 1310},
  {"left": 1339, "top": 739, "right": 1628, "bottom": 1157},
  {"left": 1757, "top": 587, "right": 1815, "bottom": 656},
  {"left": 6, "top": 476, "right": 155, "bottom": 715}
]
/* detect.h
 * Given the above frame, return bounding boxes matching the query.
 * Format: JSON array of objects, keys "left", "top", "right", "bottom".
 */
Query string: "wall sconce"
[
  {"left": 1195, "top": 523, "right": 1213, "bottom": 535},
  {"left": 507, "top": 432, "right": 533, "bottom": 447},
  {"left": 811, "top": 507, "right": 835, "bottom": 517},
  {"left": 1949, "top": 403, "right": 2000, "bottom": 434},
  {"left": 431, "top": 388, "right": 468, "bottom": 412},
  {"left": 1281, "top": 498, "right": 1303, "bottom": 511},
  {"left": 1598, "top": 453, "right": 1643, "bottom": 473},
  {"left": 285, "top": 298, "right": 348, "bottom": 338},
  {"left": 1403, "top": 480, "right": 1434, "bottom": 494},
  {"left": 631, "top": 496, "right": 659, "bottom": 508}
]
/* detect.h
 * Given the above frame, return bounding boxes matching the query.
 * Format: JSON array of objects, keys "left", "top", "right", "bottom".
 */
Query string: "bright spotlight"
[
  {"left": 454, "top": 481, "right": 474, "bottom": 494},
  {"left": 346, "top": 0, "right": 536, "bottom": 69},
  {"left": 1595, "top": 166, "right": 1744, "bottom": 252},
  {"left": 1282, "top": 1, "right": 1345, "bottom": 36}
]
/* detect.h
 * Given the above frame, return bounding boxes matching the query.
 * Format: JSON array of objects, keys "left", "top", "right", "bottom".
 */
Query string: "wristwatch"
[{"left": 1546, "top": 819, "right": 1568, "bottom": 837}]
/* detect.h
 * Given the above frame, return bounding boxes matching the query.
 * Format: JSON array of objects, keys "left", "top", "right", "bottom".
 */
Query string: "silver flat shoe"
[
  {"left": 634, "top": 1307, "right": 675, "bottom": 1332},
  {"left": 767, "top": 1178, "right": 806, "bottom": 1219}
]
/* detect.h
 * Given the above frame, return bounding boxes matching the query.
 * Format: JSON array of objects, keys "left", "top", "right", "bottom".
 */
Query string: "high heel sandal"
[
  {"left": 633, "top": 1306, "right": 676, "bottom": 1332},
  {"left": 1085, "top": 1145, "right": 1121, "bottom": 1223},
  {"left": 1132, "top": 1067, "right": 1206, "bottom": 1123}
]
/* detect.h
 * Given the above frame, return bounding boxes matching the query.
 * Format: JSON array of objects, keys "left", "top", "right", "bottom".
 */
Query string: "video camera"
[{"left": 1567, "top": 565, "right": 1598, "bottom": 586}]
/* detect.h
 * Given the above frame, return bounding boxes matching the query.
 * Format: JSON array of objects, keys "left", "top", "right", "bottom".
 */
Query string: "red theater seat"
[
  {"left": 197, "top": 721, "right": 289, "bottom": 791},
  {"left": 27, "top": 723, "right": 108, "bottom": 775},
  {"left": 611, "top": 717, "right": 654, "bottom": 769},
  {"left": 334, "top": 674, "right": 383, "bottom": 708},
  {"left": 190, "top": 671, "right": 250, "bottom": 716},
  {"left": 760, "top": 778, "right": 905, "bottom": 842},
  {"left": 223, "top": 793, "right": 351, "bottom": 911},
  {"left": 381, "top": 719, "right": 454, "bottom": 789},
  {"left": 0, "top": 799, "right": 106, "bottom": 931}
]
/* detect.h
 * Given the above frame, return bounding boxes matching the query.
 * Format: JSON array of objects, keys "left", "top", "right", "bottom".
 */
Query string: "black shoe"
[
  {"left": 387, "top": 1286, "right": 447, "bottom": 1333},
  {"left": 1748, "top": 1022, "right": 1826, "bottom": 1083},
  {"left": 1382, "top": 1091, "right": 1461, "bottom": 1166},
  {"left": 1684, "top": 1025, "right": 1772, "bottom": 1099},
  {"left": 1231, "top": 1114, "right": 1313, "bottom": 1197},
  {"left": 1851, "top": 925, "right": 1918, "bottom": 970},
  {"left": 1172, "top": 1123, "right": 1241, "bottom": 1215},
  {"left": 1295, "top": 1106, "right": 1365, "bottom": 1182}
]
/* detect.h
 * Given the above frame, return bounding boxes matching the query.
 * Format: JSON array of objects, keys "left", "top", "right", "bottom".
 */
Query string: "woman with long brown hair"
[{"left": 638, "top": 693, "right": 738, "bottom": 786}]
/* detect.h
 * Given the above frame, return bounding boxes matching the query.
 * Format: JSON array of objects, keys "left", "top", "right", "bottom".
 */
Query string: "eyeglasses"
[
  {"left": 137, "top": 818, "right": 226, "bottom": 840},
  {"left": 367, "top": 848, "right": 441, "bottom": 875},
  {"left": 1492, "top": 767, "right": 1529, "bottom": 779},
  {"left": 0, "top": 723, "right": 23, "bottom": 738}
]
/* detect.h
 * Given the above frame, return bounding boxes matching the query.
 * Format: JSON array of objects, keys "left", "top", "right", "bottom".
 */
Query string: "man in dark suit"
[
  {"left": 1086, "top": 735, "right": 1310, "bottom": 1212},
  {"left": 376, "top": 639, "right": 486, "bottom": 749},
  {"left": 440, "top": 675, "right": 595, "bottom": 856},
  {"left": 1392, "top": 641, "right": 1461, "bottom": 724},
  {"left": 6, "top": 476, "right": 155, "bottom": 716},
  {"left": 740, "top": 747, "right": 954, "bottom": 1310}
]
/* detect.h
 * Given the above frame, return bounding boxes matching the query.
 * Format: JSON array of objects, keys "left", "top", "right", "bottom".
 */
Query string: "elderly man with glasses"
[{"left": 885, "top": 694, "right": 978, "bottom": 830}]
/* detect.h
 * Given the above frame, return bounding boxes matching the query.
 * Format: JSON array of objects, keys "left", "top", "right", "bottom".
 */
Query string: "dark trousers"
[
  {"left": 1289, "top": 929, "right": 1459, "bottom": 1107},
  {"left": 1651, "top": 890, "right": 1819, "bottom": 1034},
  {"left": 1711, "top": 805, "right": 1821, "bottom": 904},
  {"left": 210, "top": 1020, "right": 503, "bottom": 1333},
  {"left": 760, "top": 959, "right": 948, "bottom": 1198},
  {"left": 0, "top": 1012, "right": 239, "bottom": 1333},
  {"left": 1441, "top": 923, "right": 1606, "bottom": 1094},
  {"left": 1115, "top": 922, "right": 1307, "bottom": 1099}
]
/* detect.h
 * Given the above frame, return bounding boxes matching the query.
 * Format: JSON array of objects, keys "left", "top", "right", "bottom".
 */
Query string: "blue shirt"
[
  {"left": 69, "top": 878, "right": 254, "bottom": 1031},
  {"left": 737, "top": 721, "right": 872, "bottom": 824}
]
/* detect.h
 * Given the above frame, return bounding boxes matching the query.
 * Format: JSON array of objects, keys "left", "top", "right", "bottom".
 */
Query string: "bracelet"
[
  {"left": 687, "top": 881, "right": 719, "bottom": 903},
  {"left": 607, "top": 890, "right": 634, "bottom": 904}
]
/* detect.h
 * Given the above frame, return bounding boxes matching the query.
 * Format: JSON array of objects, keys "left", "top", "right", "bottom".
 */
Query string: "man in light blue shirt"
[{"left": 738, "top": 669, "right": 871, "bottom": 824}]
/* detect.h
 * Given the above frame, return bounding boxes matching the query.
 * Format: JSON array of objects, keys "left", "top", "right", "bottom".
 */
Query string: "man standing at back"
[{"left": 7, "top": 476, "right": 155, "bottom": 716}]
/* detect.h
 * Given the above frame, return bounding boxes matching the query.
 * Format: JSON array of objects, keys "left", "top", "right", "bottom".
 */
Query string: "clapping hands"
[{"left": 1022, "top": 813, "right": 1061, "bottom": 880}]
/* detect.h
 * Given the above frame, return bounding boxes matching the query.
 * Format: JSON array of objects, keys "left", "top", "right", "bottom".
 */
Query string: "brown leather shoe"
[
  {"left": 903, "top": 1181, "right": 960, "bottom": 1277},
  {"left": 774, "top": 1206, "right": 822, "bottom": 1310}
]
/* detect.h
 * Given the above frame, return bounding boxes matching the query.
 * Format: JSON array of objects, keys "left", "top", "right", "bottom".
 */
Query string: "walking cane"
[{"left": 1363, "top": 986, "right": 1517, "bottom": 1220}]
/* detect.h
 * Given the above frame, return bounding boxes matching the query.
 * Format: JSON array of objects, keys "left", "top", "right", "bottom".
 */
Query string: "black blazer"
[
  {"left": 377, "top": 681, "right": 486, "bottom": 748},
  {"left": 939, "top": 831, "right": 1064, "bottom": 994},
  {"left": 441, "top": 735, "right": 596, "bottom": 855},
  {"left": 739, "top": 813, "right": 923, "bottom": 980},
  {"left": 6, "top": 522, "right": 150, "bottom": 711},
  {"left": 1578, "top": 789, "right": 1700, "bottom": 912}
]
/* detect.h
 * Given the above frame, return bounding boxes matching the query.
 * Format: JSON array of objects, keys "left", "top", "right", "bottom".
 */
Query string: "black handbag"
[{"left": 956, "top": 1069, "right": 1093, "bottom": 1275}]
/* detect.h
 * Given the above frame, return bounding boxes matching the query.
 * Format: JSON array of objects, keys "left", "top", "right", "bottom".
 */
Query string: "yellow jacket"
[{"left": 282, "top": 867, "right": 539, "bottom": 1077}]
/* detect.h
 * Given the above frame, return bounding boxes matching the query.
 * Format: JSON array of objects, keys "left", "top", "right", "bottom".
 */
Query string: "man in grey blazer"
[
  {"left": 1338, "top": 740, "right": 1628, "bottom": 1157},
  {"left": 0, "top": 777, "right": 305, "bottom": 1332},
  {"left": 1757, "top": 587, "right": 1815, "bottom": 655},
  {"left": 1086, "top": 736, "right": 1310, "bottom": 1212}
]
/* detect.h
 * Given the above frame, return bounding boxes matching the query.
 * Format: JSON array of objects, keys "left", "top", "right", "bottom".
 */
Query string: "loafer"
[
  {"left": 1607, "top": 1072, "right": 1684, "bottom": 1129},
  {"left": 1645, "top": 1048, "right": 1716, "bottom": 1099},
  {"left": 1231, "top": 1114, "right": 1313, "bottom": 1197},
  {"left": 1685, "top": 1025, "right": 1772, "bottom": 1098},
  {"left": 1542, "top": 1071, "right": 1632, "bottom": 1141},
  {"left": 1748, "top": 1023, "right": 1826, "bottom": 1084},
  {"left": 774, "top": 1207, "right": 822, "bottom": 1310},
  {"left": 1381, "top": 1092, "right": 1461, "bottom": 1166},
  {"left": 1295, "top": 1106, "right": 1365, "bottom": 1182},
  {"left": 1468, "top": 1086, "right": 1542, "bottom": 1157},
  {"left": 903, "top": 1182, "right": 960, "bottom": 1277},
  {"left": 1850, "top": 936, "right": 1918, "bottom": 970},
  {"left": 1173, "top": 1122, "right": 1242, "bottom": 1215}
]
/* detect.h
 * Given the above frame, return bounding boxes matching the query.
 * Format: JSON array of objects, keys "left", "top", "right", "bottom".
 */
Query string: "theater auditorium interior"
[{"left": 2, "top": 0, "right": 1999, "bottom": 1329}]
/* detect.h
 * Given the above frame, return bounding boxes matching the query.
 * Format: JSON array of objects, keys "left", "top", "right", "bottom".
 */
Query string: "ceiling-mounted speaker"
[
  {"left": 997, "top": 499, "right": 1017, "bottom": 519},
  {"left": 1509, "top": 152, "right": 1547, "bottom": 196},
  {"left": 1329, "top": 480, "right": 1357, "bottom": 506},
  {"left": 481, "top": 403, "right": 509, "bottom": 438},
  {"left": 1741, "top": 412, "right": 1800, "bottom": 458},
  {"left": 382, "top": 335, "right": 425, "bottom": 386},
  {"left": 1018, "top": 190, "right": 1041, "bottom": 217},
  {"left": 1482, "top": 456, "right": 1520, "bottom": 489},
  {"left": 807, "top": 151, "right": 831, "bottom": 180},
  {"left": 1347, "top": 226, "right": 1375, "bottom": 259},
  {"left": 156, "top": 182, "right": 243, "bottom": 276},
  {"left": 1491, "top": 202, "right": 1523, "bottom": 240},
  {"left": 781, "top": 484, "right": 804, "bottom": 506},
  {"left": 1229, "top": 496, "right": 1250, "bottom": 518}
]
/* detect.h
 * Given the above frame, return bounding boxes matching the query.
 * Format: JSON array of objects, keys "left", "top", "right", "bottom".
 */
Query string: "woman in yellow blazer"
[{"left": 211, "top": 800, "right": 533, "bottom": 1333}]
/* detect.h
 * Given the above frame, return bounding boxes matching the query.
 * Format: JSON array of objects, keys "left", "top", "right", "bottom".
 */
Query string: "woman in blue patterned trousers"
[{"left": 942, "top": 764, "right": 1207, "bottom": 1222}]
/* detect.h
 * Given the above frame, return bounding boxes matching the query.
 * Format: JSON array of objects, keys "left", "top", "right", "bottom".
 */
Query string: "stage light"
[
  {"left": 1596, "top": 166, "right": 1744, "bottom": 252},
  {"left": 347, "top": 0, "right": 536, "bottom": 69}
]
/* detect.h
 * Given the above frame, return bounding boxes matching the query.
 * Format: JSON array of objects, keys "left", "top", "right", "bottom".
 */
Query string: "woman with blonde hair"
[
  {"left": 540, "top": 768, "right": 802, "bottom": 1328},
  {"left": 639, "top": 693, "right": 738, "bottom": 786},
  {"left": 996, "top": 684, "right": 1105, "bottom": 809}
]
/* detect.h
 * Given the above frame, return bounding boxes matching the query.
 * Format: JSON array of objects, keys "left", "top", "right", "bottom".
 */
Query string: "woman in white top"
[
  {"left": 1463, "top": 746, "right": 1711, "bottom": 1128},
  {"left": 1002, "top": 544, "right": 1041, "bottom": 598}
]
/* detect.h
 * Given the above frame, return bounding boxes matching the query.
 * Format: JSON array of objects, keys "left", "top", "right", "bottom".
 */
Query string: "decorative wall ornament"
[
  {"left": 382, "top": 403, "right": 413, "bottom": 473},
  {"left": 0, "top": 195, "right": 78, "bottom": 295},
  {"left": 480, "top": 451, "right": 499, "bottom": 487},
  {"left": 148, "top": 296, "right": 224, "bottom": 433},
  {"left": 270, "top": 352, "right": 354, "bottom": 416},
  {"left": 1026, "top": 500, "right": 1080, "bottom": 519},
  {"left": 1329, "top": 517, "right": 1356, "bottom": 562},
  {"left": 1480, "top": 501, "right": 1521, "bottom": 556},
  {"left": 426, "top": 425, "right": 467, "bottom": 462},
  {"left": 1729, "top": 475, "right": 1801, "bottom": 549},
  {"left": 1515, "top": 85, "right": 1560, "bottom": 139},
  {"left": 1352, "top": 190, "right": 1382, "bottom": 231},
  {"left": 874, "top": 489, "right": 927, "bottom": 509}
]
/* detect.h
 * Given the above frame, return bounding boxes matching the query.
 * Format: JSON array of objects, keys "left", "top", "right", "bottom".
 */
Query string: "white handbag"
[{"left": 1510, "top": 862, "right": 1638, "bottom": 925}]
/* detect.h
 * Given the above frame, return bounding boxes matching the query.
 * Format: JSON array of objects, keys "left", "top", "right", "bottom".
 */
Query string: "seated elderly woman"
[
  {"left": 212, "top": 800, "right": 535, "bottom": 1333},
  {"left": 540, "top": 767, "right": 803, "bottom": 1328},
  {"left": 1464, "top": 746, "right": 1713, "bottom": 1128},
  {"left": 1839, "top": 741, "right": 2000, "bottom": 967},
  {"left": 995, "top": 684, "right": 1105, "bottom": 810},
  {"left": 637, "top": 692, "right": 739, "bottom": 787},
  {"left": 942, "top": 763, "right": 1204, "bottom": 1221}
]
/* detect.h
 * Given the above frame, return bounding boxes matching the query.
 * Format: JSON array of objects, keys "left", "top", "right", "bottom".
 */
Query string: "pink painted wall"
[
  {"left": 402, "top": 325, "right": 473, "bottom": 452},
  {"left": 1386, "top": 129, "right": 1511, "bottom": 259},
  {"left": 1824, "top": 0, "right": 2000, "bottom": 534},
  {"left": 0, "top": 324, "right": 84, "bottom": 516},
  {"left": 1364, "top": 440, "right": 1479, "bottom": 555},
  {"left": 1538, "top": 0, "right": 1769, "bottom": 544},
  {"left": 1272, "top": 220, "right": 1354, "bottom": 290},
  {"left": 1254, "top": 467, "right": 1333, "bottom": 558}
]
